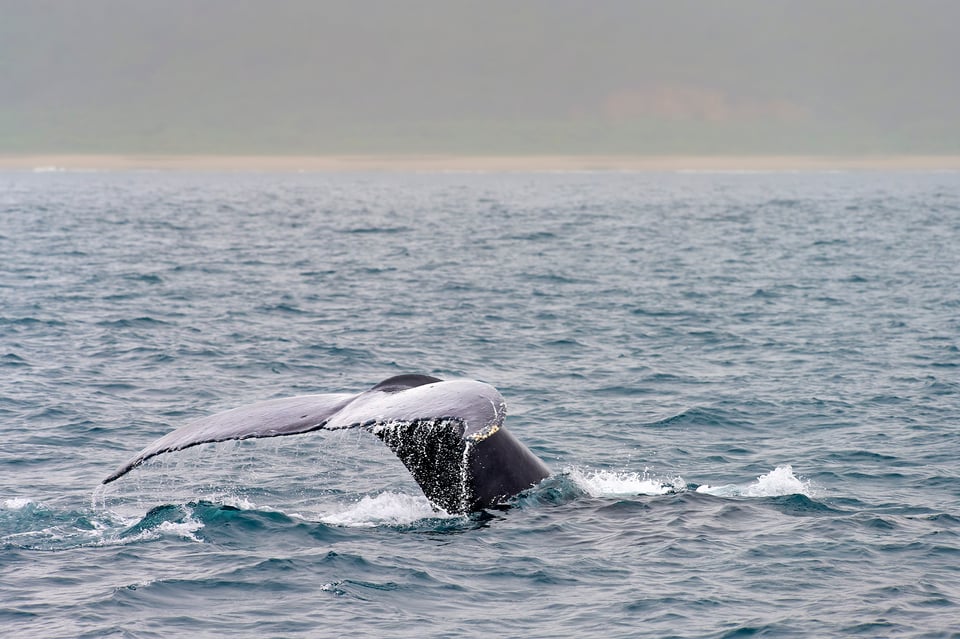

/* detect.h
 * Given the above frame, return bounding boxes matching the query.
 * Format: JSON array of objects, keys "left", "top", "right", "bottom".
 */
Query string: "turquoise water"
[{"left": 2, "top": 170, "right": 959, "bottom": 638}]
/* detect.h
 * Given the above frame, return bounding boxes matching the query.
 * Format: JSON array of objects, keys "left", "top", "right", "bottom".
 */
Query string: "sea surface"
[{"left": 1, "top": 169, "right": 958, "bottom": 638}]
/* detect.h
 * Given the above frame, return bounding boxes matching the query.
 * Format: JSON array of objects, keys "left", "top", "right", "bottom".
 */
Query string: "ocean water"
[{"left": 1, "top": 169, "right": 958, "bottom": 638}]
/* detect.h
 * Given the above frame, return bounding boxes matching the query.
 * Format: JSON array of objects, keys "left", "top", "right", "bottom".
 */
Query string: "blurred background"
[{"left": 2, "top": 0, "right": 958, "bottom": 155}]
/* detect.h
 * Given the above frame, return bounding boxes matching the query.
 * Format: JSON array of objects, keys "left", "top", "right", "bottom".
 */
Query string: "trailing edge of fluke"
[{"left": 103, "top": 374, "right": 551, "bottom": 514}]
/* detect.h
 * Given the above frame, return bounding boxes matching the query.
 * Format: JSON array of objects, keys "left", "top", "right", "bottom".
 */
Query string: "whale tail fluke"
[{"left": 103, "top": 375, "right": 550, "bottom": 513}]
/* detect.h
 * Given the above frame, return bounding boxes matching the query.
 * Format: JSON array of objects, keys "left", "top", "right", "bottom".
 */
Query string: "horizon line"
[{"left": 2, "top": 153, "right": 960, "bottom": 173}]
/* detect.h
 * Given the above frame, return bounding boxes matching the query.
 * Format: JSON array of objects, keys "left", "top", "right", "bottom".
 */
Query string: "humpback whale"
[{"left": 103, "top": 374, "right": 551, "bottom": 514}]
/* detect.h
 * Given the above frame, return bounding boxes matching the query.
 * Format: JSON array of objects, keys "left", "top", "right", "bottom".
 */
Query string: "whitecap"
[
  {"left": 113, "top": 508, "right": 206, "bottom": 545},
  {"left": 152, "top": 519, "right": 205, "bottom": 542},
  {"left": 3, "top": 497, "right": 33, "bottom": 510}
]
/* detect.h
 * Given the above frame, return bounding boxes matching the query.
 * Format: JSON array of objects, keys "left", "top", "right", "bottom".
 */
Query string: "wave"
[
  {"left": 3, "top": 465, "right": 815, "bottom": 549},
  {"left": 3, "top": 492, "right": 469, "bottom": 550},
  {"left": 1, "top": 497, "right": 129, "bottom": 551}
]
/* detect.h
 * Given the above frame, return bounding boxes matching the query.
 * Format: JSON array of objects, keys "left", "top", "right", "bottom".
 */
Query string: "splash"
[
  {"left": 567, "top": 468, "right": 686, "bottom": 497},
  {"left": 319, "top": 492, "right": 458, "bottom": 528},
  {"left": 696, "top": 465, "right": 812, "bottom": 498}
]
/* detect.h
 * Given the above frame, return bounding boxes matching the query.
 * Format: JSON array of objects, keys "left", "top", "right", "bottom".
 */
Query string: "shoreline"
[{"left": 2, "top": 153, "right": 960, "bottom": 173}]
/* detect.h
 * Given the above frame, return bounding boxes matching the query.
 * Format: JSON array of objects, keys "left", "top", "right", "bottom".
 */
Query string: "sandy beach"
[{"left": 2, "top": 154, "right": 959, "bottom": 173}]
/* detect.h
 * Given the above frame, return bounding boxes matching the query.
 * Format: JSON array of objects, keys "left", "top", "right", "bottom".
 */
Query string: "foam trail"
[{"left": 696, "top": 465, "right": 812, "bottom": 498}]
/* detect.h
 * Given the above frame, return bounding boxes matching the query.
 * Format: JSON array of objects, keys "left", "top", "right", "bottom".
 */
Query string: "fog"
[{"left": 2, "top": 0, "right": 957, "bottom": 154}]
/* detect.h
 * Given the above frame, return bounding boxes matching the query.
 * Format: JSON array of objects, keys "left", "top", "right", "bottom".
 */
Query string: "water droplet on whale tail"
[
  {"left": 374, "top": 419, "right": 471, "bottom": 514},
  {"left": 102, "top": 375, "right": 551, "bottom": 514},
  {"left": 375, "top": 418, "right": 551, "bottom": 514}
]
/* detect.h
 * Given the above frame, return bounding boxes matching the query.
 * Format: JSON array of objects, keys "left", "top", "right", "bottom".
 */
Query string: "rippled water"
[{"left": 2, "top": 170, "right": 959, "bottom": 638}]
